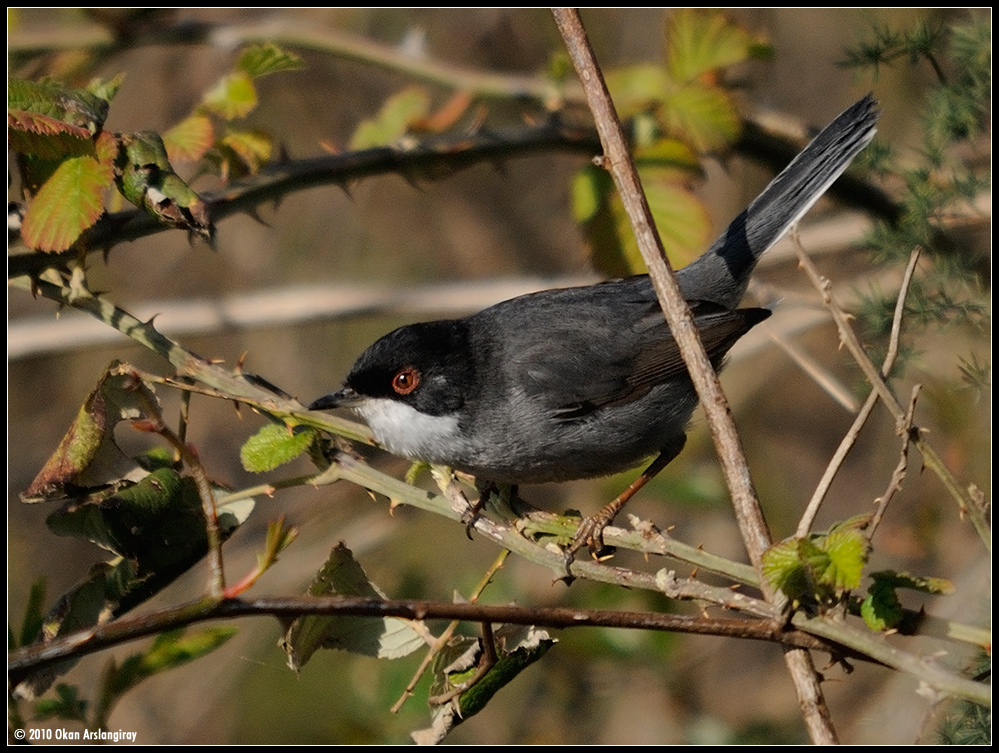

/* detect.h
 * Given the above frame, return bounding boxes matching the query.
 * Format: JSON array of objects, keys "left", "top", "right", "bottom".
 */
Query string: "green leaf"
[
  {"left": 662, "top": 85, "right": 741, "bottom": 152},
  {"left": 860, "top": 584, "right": 903, "bottom": 632},
  {"left": 580, "top": 167, "right": 709, "bottom": 278},
  {"left": 349, "top": 87, "right": 430, "bottom": 149},
  {"left": 635, "top": 170, "right": 711, "bottom": 269},
  {"left": 8, "top": 77, "right": 110, "bottom": 133},
  {"left": 761, "top": 538, "right": 813, "bottom": 601},
  {"left": 97, "top": 627, "right": 236, "bottom": 723},
  {"left": 238, "top": 43, "right": 305, "bottom": 78},
  {"left": 665, "top": 9, "right": 769, "bottom": 84},
  {"left": 241, "top": 423, "right": 316, "bottom": 473},
  {"left": 570, "top": 162, "right": 613, "bottom": 225},
  {"left": 634, "top": 137, "right": 702, "bottom": 174},
  {"left": 20, "top": 149, "right": 113, "bottom": 252},
  {"left": 21, "top": 363, "right": 149, "bottom": 503},
  {"left": 282, "top": 543, "right": 425, "bottom": 670},
  {"left": 110, "top": 627, "right": 237, "bottom": 696},
  {"left": 200, "top": 71, "right": 258, "bottom": 120},
  {"left": 416, "top": 625, "right": 556, "bottom": 742},
  {"left": 86, "top": 74, "right": 125, "bottom": 104},
  {"left": 17, "top": 578, "right": 48, "bottom": 648},
  {"left": 33, "top": 683, "right": 88, "bottom": 723},
  {"left": 162, "top": 114, "right": 215, "bottom": 162}
]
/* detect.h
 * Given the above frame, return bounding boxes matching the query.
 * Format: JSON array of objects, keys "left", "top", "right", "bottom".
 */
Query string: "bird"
[{"left": 310, "top": 94, "right": 879, "bottom": 570}]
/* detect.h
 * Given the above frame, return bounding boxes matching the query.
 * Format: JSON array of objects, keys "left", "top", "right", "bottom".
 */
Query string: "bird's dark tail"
[{"left": 677, "top": 94, "right": 879, "bottom": 307}]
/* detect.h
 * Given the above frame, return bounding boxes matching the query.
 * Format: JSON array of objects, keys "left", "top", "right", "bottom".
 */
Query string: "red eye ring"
[{"left": 392, "top": 366, "right": 420, "bottom": 395}]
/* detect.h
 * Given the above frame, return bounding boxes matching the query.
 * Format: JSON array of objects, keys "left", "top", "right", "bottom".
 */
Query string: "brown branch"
[
  {"left": 7, "top": 594, "right": 874, "bottom": 688},
  {"left": 8, "top": 121, "right": 602, "bottom": 279}
]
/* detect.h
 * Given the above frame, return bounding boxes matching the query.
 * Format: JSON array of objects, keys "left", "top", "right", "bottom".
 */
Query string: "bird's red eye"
[{"left": 392, "top": 366, "right": 420, "bottom": 395}]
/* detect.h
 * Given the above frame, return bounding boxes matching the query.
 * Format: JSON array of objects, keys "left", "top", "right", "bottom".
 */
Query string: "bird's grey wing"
[{"left": 493, "top": 282, "right": 766, "bottom": 419}]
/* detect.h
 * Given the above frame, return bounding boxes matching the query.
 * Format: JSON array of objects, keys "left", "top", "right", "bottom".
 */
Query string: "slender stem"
[{"left": 795, "top": 247, "right": 921, "bottom": 537}]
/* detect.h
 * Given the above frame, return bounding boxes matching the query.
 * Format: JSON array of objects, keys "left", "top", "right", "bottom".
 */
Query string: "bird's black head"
[{"left": 335, "top": 319, "right": 476, "bottom": 417}]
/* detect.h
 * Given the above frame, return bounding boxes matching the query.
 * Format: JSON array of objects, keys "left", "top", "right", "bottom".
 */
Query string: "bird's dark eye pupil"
[{"left": 392, "top": 367, "right": 420, "bottom": 395}]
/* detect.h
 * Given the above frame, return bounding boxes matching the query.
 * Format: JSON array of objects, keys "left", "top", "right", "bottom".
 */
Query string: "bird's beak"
[{"left": 309, "top": 386, "right": 361, "bottom": 411}]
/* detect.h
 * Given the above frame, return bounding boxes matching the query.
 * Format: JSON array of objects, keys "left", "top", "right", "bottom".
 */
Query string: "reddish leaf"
[{"left": 21, "top": 153, "right": 114, "bottom": 252}]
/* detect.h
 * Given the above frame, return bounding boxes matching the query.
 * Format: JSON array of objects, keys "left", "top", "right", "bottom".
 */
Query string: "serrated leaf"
[
  {"left": 238, "top": 43, "right": 305, "bottom": 78},
  {"left": 7, "top": 110, "right": 95, "bottom": 159},
  {"left": 8, "top": 78, "right": 110, "bottom": 133},
  {"left": 162, "top": 115, "right": 215, "bottom": 162},
  {"left": 20, "top": 151, "right": 112, "bottom": 252},
  {"left": 662, "top": 85, "right": 741, "bottom": 152},
  {"left": 636, "top": 172, "right": 711, "bottom": 269},
  {"left": 665, "top": 9, "right": 766, "bottom": 84},
  {"left": 349, "top": 87, "right": 430, "bottom": 149},
  {"left": 241, "top": 423, "right": 316, "bottom": 472},
  {"left": 200, "top": 71, "right": 257, "bottom": 120},
  {"left": 861, "top": 579, "right": 904, "bottom": 631},
  {"left": 815, "top": 528, "right": 868, "bottom": 592},
  {"left": 86, "top": 74, "right": 125, "bottom": 104},
  {"left": 867, "top": 570, "right": 956, "bottom": 595},
  {"left": 96, "top": 627, "right": 235, "bottom": 721},
  {"left": 15, "top": 485, "right": 253, "bottom": 700},
  {"left": 605, "top": 63, "right": 671, "bottom": 118},
  {"left": 761, "top": 538, "right": 812, "bottom": 600},
  {"left": 634, "top": 137, "right": 703, "bottom": 174},
  {"left": 282, "top": 543, "right": 424, "bottom": 670},
  {"left": 111, "top": 627, "right": 237, "bottom": 695}
]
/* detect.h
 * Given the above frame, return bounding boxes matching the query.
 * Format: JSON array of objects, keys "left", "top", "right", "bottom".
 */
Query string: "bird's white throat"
[{"left": 353, "top": 397, "right": 462, "bottom": 463}]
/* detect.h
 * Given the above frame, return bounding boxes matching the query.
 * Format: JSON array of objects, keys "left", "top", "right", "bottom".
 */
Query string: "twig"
[
  {"left": 791, "top": 239, "right": 989, "bottom": 548},
  {"left": 766, "top": 323, "right": 858, "bottom": 412},
  {"left": 549, "top": 10, "right": 848, "bottom": 741},
  {"left": 550, "top": 8, "right": 773, "bottom": 573},
  {"left": 8, "top": 122, "right": 602, "bottom": 279},
  {"left": 868, "top": 386, "right": 921, "bottom": 538},
  {"left": 392, "top": 550, "right": 510, "bottom": 714},
  {"left": 795, "top": 246, "right": 921, "bottom": 537}
]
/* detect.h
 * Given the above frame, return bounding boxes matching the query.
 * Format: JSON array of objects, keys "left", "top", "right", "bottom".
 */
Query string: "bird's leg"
[
  {"left": 463, "top": 481, "right": 517, "bottom": 539},
  {"left": 564, "top": 435, "right": 686, "bottom": 577}
]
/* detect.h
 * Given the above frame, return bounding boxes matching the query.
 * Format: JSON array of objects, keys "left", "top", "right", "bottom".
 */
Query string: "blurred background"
[{"left": 8, "top": 8, "right": 990, "bottom": 744}]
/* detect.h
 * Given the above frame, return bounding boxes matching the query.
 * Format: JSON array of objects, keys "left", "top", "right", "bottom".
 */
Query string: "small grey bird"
[{"left": 311, "top": 95, "right": 879, "bottom": 566}]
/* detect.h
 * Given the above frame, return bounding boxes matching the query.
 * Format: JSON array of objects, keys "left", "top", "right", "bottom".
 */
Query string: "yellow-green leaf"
[
  {"left": 608, "top": 172, "right": 709, "bottom": 275},
  {"left": 220, "top": 129, "right": 273, "bottom": 173},
  {"left": 201, "top": 71, "right": 257, "bottom": 120},
  {"left": 349, "top": 87, "right": 430, "bottom": 150},
  {"left": 282, "top": 543, "right": 425, "bottom": 669},
  {"left": 163, "top": 114, "right": 215, "bottom": 162},
  {"left": 605, "top": 63, "right": 671, "bottom": 118},
  {"left": 238, "top": 43, "right": 305, "bottom": 78},
  {"left": 665, "top": 9, "right": 767, "bottom": 84},
  {"left": 662, "top": 85, "right": 741, "bottom": 152},
  {"left": 817, "top": 528, "right": 868, "bottom": 593},
  {"left": 570, "top": 162, "right": 613, "bottom": 225}
]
